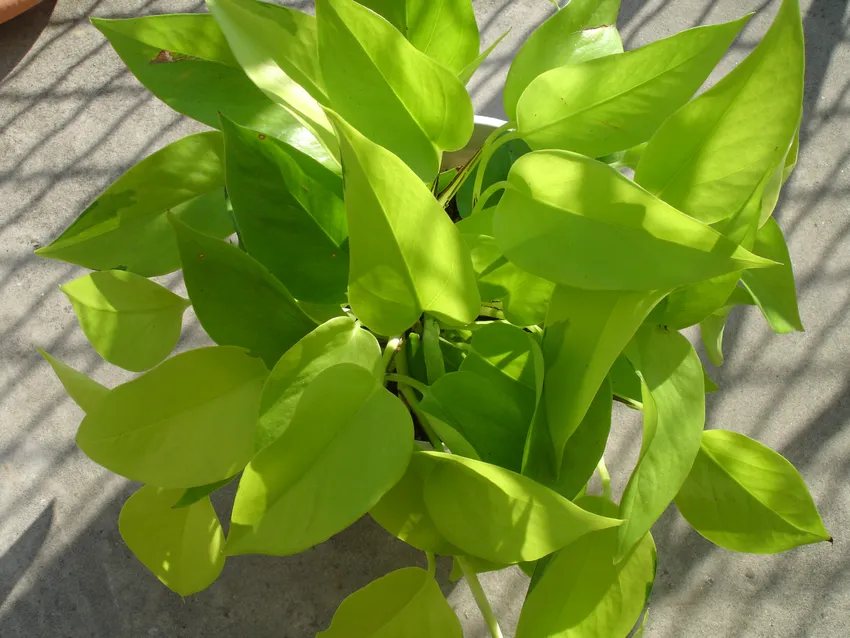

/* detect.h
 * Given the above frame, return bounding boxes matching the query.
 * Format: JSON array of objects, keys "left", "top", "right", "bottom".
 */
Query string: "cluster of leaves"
[{"left": 36, "top": 0, "right": 830, "bottom": 635}]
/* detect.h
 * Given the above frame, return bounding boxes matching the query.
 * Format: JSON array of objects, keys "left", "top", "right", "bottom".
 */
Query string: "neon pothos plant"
[{"left": 37, "top": 0, "right": 827, "bottom": 635}]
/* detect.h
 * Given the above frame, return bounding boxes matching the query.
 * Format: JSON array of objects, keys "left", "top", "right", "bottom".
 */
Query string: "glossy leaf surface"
[
  {"left": 227, "top": 364, "right": 413, "bottom": 556},
  {"left": 493, "top": 151, "right": 774, "bottom": 291},
  {"left": 221, "top": 116, "right": 348, "bottom": 304},
  {"left": 331, "top": 114, "right": 479, "bottom": 335},
  {"left": 256, "top": 316, "right": 381, "bottom": 451},
  {"left": 318, "top": 567, "right": 462, "bottom": 638},
  {"left": 77, "top": 347, "right": 267, "bottom": 488},
  {"left": 172, "top": 216, "right": 316, "bottom": 368},
  {"left": 675, "top": 429, "right": 830, "bottom": 553},
  {"left": 517, "top": 17, "right": 748, "bottom": 157},
  {"left": 618, "top": 326, "right": 705, "bottom": 559},
  {"left": 36, "top": 132, "right": 231, "bottom": 277},
  {"left": 516, "top": 496, "right": 656, "bottom": 638},
  {"left": 423, "top": 452, "right": 621, "bottom": 564},
  {"left": 119, "top": 486, "right": 225, "bottom": 596},
  {"left": 317, "top": 0, "right": 474, "bottom": 181},
  {"left": 38, "top": 348, "right": 109, "bottom": 414},
  {"left": 635, "top": 0, "right": 805, "bottom": 223},
  {"left": 504, "top": 0, "right": 623, "bottom": 121},
  {"left": 62, "top": 271, "right": 189, "bottom": 372}
]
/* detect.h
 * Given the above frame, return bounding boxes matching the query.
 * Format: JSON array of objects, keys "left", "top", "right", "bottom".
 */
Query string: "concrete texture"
[{"left": 0, "top": 0, "right": 848, "bottom": 636}]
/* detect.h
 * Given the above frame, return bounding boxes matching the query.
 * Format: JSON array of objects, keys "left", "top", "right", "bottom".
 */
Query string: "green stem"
[
  {"left": 426, "top": 551, "right": 436, "bottom": 577},
  {"left": 597, "top": 456, "right": 613, "bottom": 501},
  {"left": 458, "top": 558, "right": 504, "bottom": 638},
  {"left": 470, "top": 181, "right": 509, "bottom": 217},
  {"left": 382, "top": 336, "right": 402, "bottom": 372},
  {"left": 438, "top": 147, "right": 483, "bottom": 208},
  {"left": 385, "top": 373, "right": 430, "bottom": 395},
  {"left": 392, "top": 349, "right": 443, "bottom": 451},
  {"left": 472, "top": 127, "right": 520, "bottom": 206}
]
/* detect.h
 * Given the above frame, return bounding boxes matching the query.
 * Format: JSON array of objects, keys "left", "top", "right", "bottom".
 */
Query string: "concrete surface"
[{"left": 1, "top": 0, "right": 848, "bottom": 636}]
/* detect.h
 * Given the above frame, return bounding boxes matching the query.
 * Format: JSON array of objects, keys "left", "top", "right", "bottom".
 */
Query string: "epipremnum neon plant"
[{"left": 37, "top": 0, "right": 828, "bottom": 635}]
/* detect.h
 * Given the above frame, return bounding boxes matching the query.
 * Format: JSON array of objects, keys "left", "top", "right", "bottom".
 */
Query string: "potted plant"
[{"left": 37, "top": 0, "right": 828, "bottom": 635}]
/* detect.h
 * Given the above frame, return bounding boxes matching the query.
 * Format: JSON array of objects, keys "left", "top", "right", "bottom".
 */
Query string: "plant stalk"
[
  {"left": 597, "top": 456, "right": 613, "bottom": 501},
  {"left": 469, "top": 181, "right": 509, "bottom": 217},
  {"left": 458, "top": 558, "right": 504, "bottom": 638},
  {"left": 381, "top": 336, "right": 402, "bottom": 372},
  {"left": 437, "top": 147, "right": 482, "bottom": 208},
  {"left": 472, "top": 127, "right": 520, "bottom": 206}
]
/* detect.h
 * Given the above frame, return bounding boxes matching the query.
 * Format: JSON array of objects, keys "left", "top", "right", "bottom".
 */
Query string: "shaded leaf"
[
  {"left": 457, "top": 137, "right": 530, "bottom": 218},
  {"left": 37, "top": 348, "right": 109, "bottom": 413},
  {"left": 610, "top": 354, "right": 642, "bottom": 408},
  {"left": 172, "top": 476, "right": 237, "bottom": 509}
]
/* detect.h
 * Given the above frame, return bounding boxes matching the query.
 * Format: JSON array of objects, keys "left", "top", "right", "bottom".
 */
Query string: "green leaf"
[
  {"left": 634, "top": 0, "right": 804, "bottom": 223},
  {"left": 659, "top": 272, "right": 740, "bottom": 330},
  {"left": 37, "top": 348, "right": 109, "bottom": 413},
  {"left": 371, "top": 451, "right": 461, "bottom": 555},
  {"left": 220, "top": 115, "right": 349, "bottom": 304},
  {"left": 617, "top": 325, "right": 705, "bottom": 560},
  {"left": 458, "top": 29, "right": 510, "bottom": 85},
  {"left": 423, "top": 451, "right": 621, "bottom": 564},
  {"left": 457, "top": 137, "right": 530, "bottom": 218},
  {"left": 610, "top": 354, "right": 642, "bottom": 408},
  {"left": 90, "top": 16, "right": 332, "bottom": 165},
  {"left": 741, "top": 218, "right": 804, "bottom": 333},
  {"left": 227, "top": 363, "right": 413, "bottom": 556},
  {"left": 516, "top": 17, "right": 748, "bottom": 157},
  {"left": 206, "top": 0, "right": 339, "bottom": 160},
  {"left": 675, "top": 429, "right": 830, "bottom": 553},
  {"left": 172, "top": 476, "right": 236, "bottom": 509},
  {"left": 77, "top": 346, "right": 267, "bottom": 488},
  {"left": 61, "top": 271, "right": 189, "bottom": 372},
  {"left": 329, "top": 113, "right": 479, "bottom": 335},
  {"left": 256, "top": 316, "right": 381, "bottom": 451},
  {"left": 317, "top": 0, "right": 474, "bottom": 181},
  {"left": 422, "top": 316, "right": 446, "bottom": 384},
  {"left": 537, "top": 286, "right": 666, "bottom": 473},
  {"left": 171, "top": 216, "right": 316, "bottom": 368},
  {"left": 317, "top": 567, "right": 462, "bottom": 638},
  {"left": 493, "top": 151, "right": 775, "bottom": 292},
  {"left": 503, "top": 0, "right": 623, "bottom": 121},
  {"left": 699, "top": 286, "right": 756, "bottom": 366},
  {"left": 35, "top": 132, "right": 231, "bottom": 277},
  {"left": 119, "top": 486, "right": 225, "bottom": 596},
  {"left": 516, "top": 496, "right": 656, "bottom": 638}
]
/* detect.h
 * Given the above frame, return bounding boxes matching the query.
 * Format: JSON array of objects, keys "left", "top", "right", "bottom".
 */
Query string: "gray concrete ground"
[{"left": 1, "top": 0, "right": 848, "bottom": 636}]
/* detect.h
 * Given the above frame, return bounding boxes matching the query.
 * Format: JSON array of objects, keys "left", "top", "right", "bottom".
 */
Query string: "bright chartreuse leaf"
[
  {"left": 119, "top": 485, "right": 225, "bottom": 596},
  {"left": 617, "top": 325, "right": 705, "bottom": 560},
  {"left": 255, "top": 316, "right": 382, "bottom": 451},
  {"left": 91, "top": 16, "right": 332, "bottom": 166},
  {"left": 675, "top": 429, "right": 830, "bottom": 553},
  {"left": 317, "top": 0, "right": 474, "bottom": 181},
  {"left": 458, "top": 29, "right": 510, "bottom": 85},
  {"left": 423, "top": 451, "right": 621, "bottom": 564},
  {"left": 461, "top": 320, "right": 543, "bottom": 391},
  {"left": 503, "top": 0, "right": 623, "bottom": 121},
  {"left": 227, "top": 363, "right": 413, "bottom": 556},
  {"left": 370, "top": 451, "right": 461, "bottom": 555},
  {"left": 516, "top": 17, "right": 748, "bottom": 157},
  {"left": 493, "top": 151, "right": 775, "bottom": 291},
  {"left": 206, "top": 0, "right": 339, "bottom": 161},
  {"left": 317, "top": 567, "right": 462, "bottom": 638},
  {"left": 516, "top": 496, "right": 656, "bottom": 638},
  {"left": 61, "top": 270, "right": 189, "bottom": 372},
  {"left": 330, "top": 113, "right": 479, "bottom": 335},
  {"left": 37, "top": 348, "right": 109, "bottom": 414},
  {"left": 35, "top": 132, "right": 231, "bottom": 276},
  {"left": 634, "top": 0, "right": 805, "bottom": 224},
  {"left": 171, "top": 216, "right": 316, "bottom": 368},
  {"left": 220, "top": 115, "right": 349, "bottom": 304},
  {"left": 741, "top": 218, "right": 804, "bottom": 333},
  {"left": 537, "top": 286, "right": 666, "bottom": 473},
  {"left": 699, "top": 285, "right": 756, "bottom": 366},
  {"left": 172, "top": 476, "right": 237, "bottom": 509},
  {"left": 76, "top": 346, "right": 267, "bottom": 488}
]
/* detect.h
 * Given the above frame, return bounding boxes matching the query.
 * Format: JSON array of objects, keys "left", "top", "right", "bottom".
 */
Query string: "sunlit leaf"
[
  {"left": 516, "top": 17, "right": 748, "bottom": 157},
  {"left": 330, "top": 113, "right": 479, "bottom": 335},
  {"left": 227, "top": 363, "right": 413, "bottom": 556},
  {"left": 77, "top": 346, "right": 267, "bottom": 488},
  {"left": 458, "top": 29, "right": 510, "bottom": 85},
  {"left": 407, "top": 0, "right": 480, "bottom": 75},
  {"left": 62, "top": 271, "right": 189, "bottom": 372},
  {"left": 119, "top": 486, "right": 225, "bottom": 596},
  {"left": 37, "top": 348, "right": 109, "bottom": 413},
  {"left": 36, "top": 132, "right": 231, "bottom": 276}
]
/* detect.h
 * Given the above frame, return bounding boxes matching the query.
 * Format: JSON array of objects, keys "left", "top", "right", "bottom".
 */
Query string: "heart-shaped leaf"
[
  {"left": 119, "top": 486, "right": 225, "bottom": 596},
  {"left": 62, "top": 271, "right": 189, "bottom": 372},
  {"left": 36, "top": 132, "right": 231, "bottom": 276},
  {"left": 330, "top": 113, "right": 479, "bottom": 335},
  {"left": 516, "top": 17, "right": 748, "bottom": 157},
  {"left": 221, "top": 115, "right": 349, "bottom": 304},
  {"left": 493, "top": 151, "right": 774, "bottom": 292},
  {"left": 37, "top": 348, "right": 109, "bottom": 414},
  {"left": 227, "top": 363, "right": 413, "bottom": 556},
  {"left": 171, "top": 216, "right": 316, "bottom": 368},
  {"left": 77, "top": 346, "right": 268, "bottom": 488},
  {"left": 675, "top": 429, "right": 830, "bottom": 553}
]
